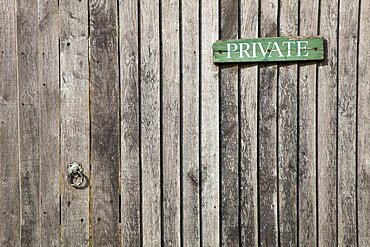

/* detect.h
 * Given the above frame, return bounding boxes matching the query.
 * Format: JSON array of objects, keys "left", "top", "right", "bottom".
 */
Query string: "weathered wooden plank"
[
  {"left": 213, "top": 37, "right": 324, "bottom": 63},
  {"left": 0, "top": 0, "right": 20, "bottom": 246},
  {"left": 278, "top": 0, "right": 298, "bottom": 246},
  {"left": 181, "top": 0, "right": 200, "bottom": 244},
  {"left": 358, "top": 0, "right": 370, "bottom": 245},
  {"left": 119, "top": 0, "right": 141, "bottom": 245},
  {"left": 38, "top": 0, "right": 60, "bottom": 246},
  {"left": 89, "top": 1, "right": 120, "bottom": 246},
  {"left": 161, "top": 0, "right": 181, "bottom": 245},
  {"left": 317, "top": 0, "right": 338, "bottom": 245},
  {"left": 337, "top": 0, "right": 359, "bottom": 245},
  {"left": 219, "top": 0, "right": 239, "bottom": 245},
  {"left": 258, "top": 0, "right": 278, "bottom": 246},
  {"left": 200, "top": 0, "right": 219, "bottom": 245},
  {"left": 298, "top": 0, "right": 319, "bottom": 245},
  {"left": 17, "top": 1, "right": 40, "bottom": 245},
  {"left": 239, "top": 0, "right": 259, "bottom": 246},
  {"left": 140, "top": 0, "right": 161, "bottom": 245},
  {"left": 60, "top": 0, "right": 90, "bottom": 245}
]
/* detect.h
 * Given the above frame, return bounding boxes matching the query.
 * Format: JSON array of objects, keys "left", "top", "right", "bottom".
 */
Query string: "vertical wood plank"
[
  {"left": 358, "top": 0, "right": 370, "bottom": 245},
  {"left": 17, "top": 0, "right": 40, "bottom": 245},
  {"left": 89, "top": 0, "right": 120, "bottom": 246},
  {"left": 119, "top": 0, "right": 141, "bottom": 245},
  {"left": 181, "top": 0, "right": 200, "bottom": 244},
  {"left": 162, "top": 0, "right": 181, "bottom": 245},
  {"left": 0, "top": 0, "right": 20, "bottom": 245},
  {"left": 60, "top": 0, "right": 90, "bottom": 245},
  {"left": 278, "top": 0, "right": 298, "bottom": 246},
  {"left": 140, "top": 0, "right": 161, "bottom": 244},
  {"left": 259, "top": 0, "right": 278, "bottom": 246},
  {"left": 200, "top": 0, "right": 219, "bottom": 245},
  {"left": 219, "top": 0, "right": 239, "bottom": 245},
  {"left": 220, "top": 0, "right": 239, "bottom": 245},
  {"left": 239, "top": 0, "right": 259, "bottom": 246},
  {"left": 38, "top": 0, "right": 60, "bottom": 246},
  {"left": 298, "top": 0, "right": 319, "bottom": 245},
  {"left": 317, "top": 0, "right": 338, "bottom": 245},
  {"left": 337, "top": 0, "right": 359, "bottom": 245}
]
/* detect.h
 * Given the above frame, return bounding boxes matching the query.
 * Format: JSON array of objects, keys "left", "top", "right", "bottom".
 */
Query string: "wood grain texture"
[
  {"left": 181, "top": 0, "right": 200, "bottom": 245},
  {"left": 3, "top": 1, "right": 370, "bottom": 246},
  {"left": 119, "top": 0, "right": 141, "bottom": 245},
  {"left": 239, "top": 0, "right": 259, "bottom": 246},
  {"left": 38, "top": 0, "right": 60, "bottom": 246},
  {"left": 337, "top": 0, "right": 359, "bottom": 245},
  {"left": 317, "top": 0, "right": 338, "bottom": 245},
  {"left": 17, "top": 1, "right": 40, "bottom": 245},
  {"left": 89, "top": 0, "right": 120, "bottom": 246},
  {"left": 200, "top": 0, "right": 219, "bottom": 245},
  {"left": 140, "top": 0, "right": 161, "bottom": 245},
  {"left": 278, "top": 0, "right": 298, "bottom": 246},
  {"left": 357, "top": 0, "right": 370, "bottom": 245},
  {"left": 0, "top": 0, "right": 20, "bottom": 246},
  {"left": 161, "top": 0, "right": 181, "bottom": 245},
  {"left": 259, "top": 0, "right": 278, "bottom": 246},
  {"left": 298, "top": 0, "right": 319, "bottom": 245},
  {"left": 220, "top": 0, "right": 239, "bottom": 245},
  {"left": 60, "top": 0, "right": 90, "bottom": 246}
]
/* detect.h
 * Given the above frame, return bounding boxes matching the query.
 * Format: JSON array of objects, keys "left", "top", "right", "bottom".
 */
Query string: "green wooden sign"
[{"left": 213, "top": 36, "right": 324, "bottom": 63}]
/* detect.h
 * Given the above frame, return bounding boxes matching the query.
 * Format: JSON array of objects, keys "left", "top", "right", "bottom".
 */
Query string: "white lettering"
[
  {"left": 239, "top": 43, "right": 251, "bottom": 58},
  {"left": 227, "top": 43, "right": 238, "bottom": 58},
  {"left": 269, "top": 42, "right": 284, "bottom": 57},
  {"left": 258, "top": 42, "right": 272, "bottom": 57},
  {"left": 282, "top": 41, "right": 295, "bottom": 57},
  {"left": 297, "top": 41, "right": 309, "bottom": 57},
  {"left": 252, "top": 43, "right": 258, "bottom": 58}
]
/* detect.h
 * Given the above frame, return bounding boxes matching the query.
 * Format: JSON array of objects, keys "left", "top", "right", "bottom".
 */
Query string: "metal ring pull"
[{"left": 67, "top": 162, "right": 85, "bottom": 188}]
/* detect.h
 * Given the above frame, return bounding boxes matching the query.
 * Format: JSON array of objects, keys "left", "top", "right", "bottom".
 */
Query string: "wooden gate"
[{"left": 0, "top": 0, "right": 369, "bottom": 246}]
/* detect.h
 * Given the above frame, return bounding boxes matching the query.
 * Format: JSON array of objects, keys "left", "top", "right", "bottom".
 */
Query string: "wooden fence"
[{"left": 0, "top": 0, "right": 369, "bottom": 246}]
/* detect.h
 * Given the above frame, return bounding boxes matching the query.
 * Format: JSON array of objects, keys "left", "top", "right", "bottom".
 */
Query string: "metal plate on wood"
[{"left": 213, "top": 36, "right": 324, "bottom": 63}]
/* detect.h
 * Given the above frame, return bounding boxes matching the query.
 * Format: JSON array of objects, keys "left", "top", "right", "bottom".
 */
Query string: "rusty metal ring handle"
[{"left": 67, "top": 162, "right": 85, "bottom": 188}]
